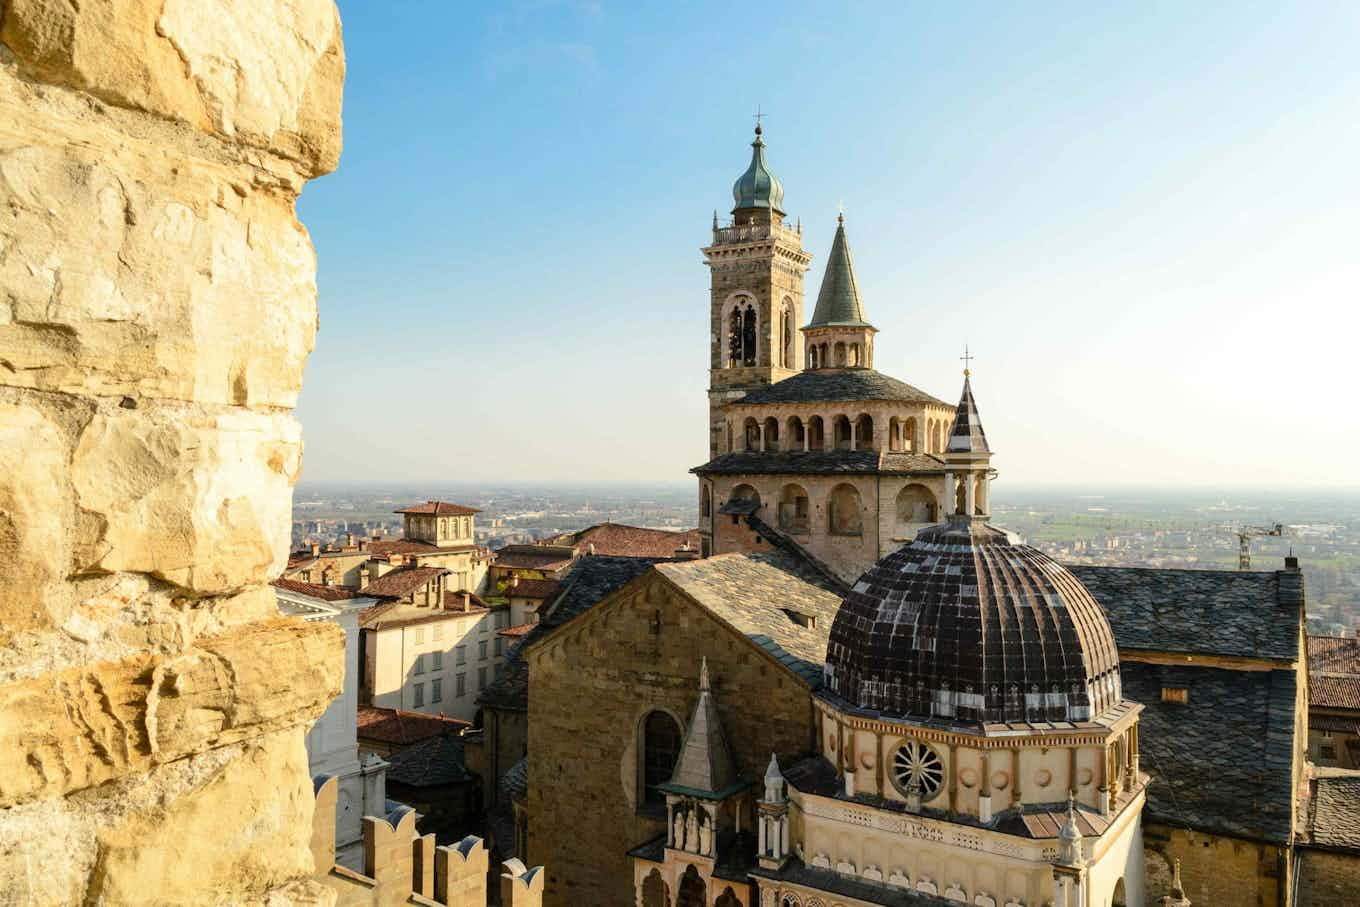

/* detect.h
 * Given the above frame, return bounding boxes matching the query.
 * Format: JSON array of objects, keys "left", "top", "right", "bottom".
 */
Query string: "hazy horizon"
[{"left": 296, "top": 2, "right": 1359, "bottom": 488}]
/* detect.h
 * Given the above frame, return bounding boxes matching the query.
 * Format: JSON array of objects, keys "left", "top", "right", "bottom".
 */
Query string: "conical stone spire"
[
  {"left": 1058, "top": 792, "right": 1085, "bottom": 865},
  {"left": 946, "top": 372, "right": 990, "bottom": 455},
  {"left": 665, "top": 657, "right": 739, "bottom": 795},
  {"left": 808, "top": 214, "right": 870, "bottom": 327}
]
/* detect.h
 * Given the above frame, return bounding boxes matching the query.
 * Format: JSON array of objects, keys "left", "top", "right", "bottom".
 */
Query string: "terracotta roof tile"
[
  {"left": 355, "top": 705, "right": 470, "bottom": 746},
  {"left": 367, "top": 538, "right": 443, "bottom": 557},
  {"left": 1313, "top": 674, "right": 1360, "bottom": 710},
  {"left": 498, "top": 623, "right": 536, "bottom": 638},
  {"left": 394, "top": 500, "right": 481, "bottom": 516},
  {"left": 547, "top": 523, "right": 702, "bottom": 558},
  {"left": 361, "top": 566, "right": 448, "bottom": 599},
  {"left": 507, "top": 579, "right": 562, "bottom": 600},
  {"left": 271, "top": 578, "right": 362, "bottom": 601},
  {"left": 1310, "top": 636, "right": 1360, "bottom": 674}
]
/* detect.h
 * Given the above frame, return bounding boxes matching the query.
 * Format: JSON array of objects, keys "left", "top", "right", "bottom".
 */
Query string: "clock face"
[{"left": 891, "top": 739, "right": 944, "bottom": 799}]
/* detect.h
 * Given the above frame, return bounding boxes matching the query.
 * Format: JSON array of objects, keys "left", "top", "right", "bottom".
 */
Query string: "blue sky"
[{"left": 297, "top": 1, "right": 1359, "bottom": 487}]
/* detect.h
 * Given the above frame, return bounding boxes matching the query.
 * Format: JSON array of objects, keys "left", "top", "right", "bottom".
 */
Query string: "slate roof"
[
  {"left": 546, "top": 522, "right": 702, "bottom": 558},
  {"left": 693, "top": 449, "right": 945, "bottom": 477},
  {"left": 1071, "top": 565, "right": 1303, "bottom": 661},
  {"left": 1121, "top": 660, "right": 1298, "bottom": 842},
  {"left": 749, "top": 859, "right": 958, "bottom": 907},
  {"left": 731, "top": 369, "right": 948, "bottom": 408},
  {"left": 654, "top": 552, "right": 844, "bottom": 687},
  {"left": 825, "top": 518, "right": 1123, "bottom": 725},
  {"left": 807, "top": 214, "right": 869, "bottom": 327},
  {"left": 395, "top": 501, "right": 480, "bottom": 516},
  {"left": 1303, "top": 769, "right": 1360, "bottom": 854},
  {"left": 477, "top": 556, "right": 666, "bottom": 711},
  {"left": 360, "top": 566, "right": 449, "bottom": 600},
  {"left": 271, "top": 578, "right": 363, "bottom": 601},
  {"left": 356, "top": 706, "right": 471, "bottom": 747},
  {"left": 385, "top": 732, "right": 472, "bottom": 788},
  {"left": 1309, "top": 636, "right": 1360, "bottom": 674},
  {"left": 501, "top": 757, "right": 529, "bottom": 800},
  {"left": 491, "top": 545, "right": 577, "bottom": 571},
  {"left": 944, "top": 374, "right": 989, "bottom": 455}
]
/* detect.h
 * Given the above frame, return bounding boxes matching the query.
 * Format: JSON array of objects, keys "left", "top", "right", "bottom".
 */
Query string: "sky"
[{"left": 296, "top": 1, "right": 1359, "bottom": 488}]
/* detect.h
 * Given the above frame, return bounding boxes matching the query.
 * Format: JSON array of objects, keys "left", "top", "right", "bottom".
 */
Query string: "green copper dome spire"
[
  {"left": 808, "top": 214, "right": 871, "bottom": 327},
  {"left": 731, "top": 124, "right": 785, "bottom": 215}
]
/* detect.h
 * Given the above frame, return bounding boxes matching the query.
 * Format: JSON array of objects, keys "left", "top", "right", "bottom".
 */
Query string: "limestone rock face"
[{"left": 0, "top": 0, "right": 344, "bottom": 902}]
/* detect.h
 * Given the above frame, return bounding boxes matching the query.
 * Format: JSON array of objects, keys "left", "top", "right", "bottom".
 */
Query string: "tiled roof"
[
  {"left": 478, "top": 556, "right": 666, "bottom": 711},
  {"left": 361, "top": 566, "right": 448, "bottom": 599},
  {"left": 491, "top": 545, "right": 577, "bottom": 570},
  {"left": 501, "top": 757, "right": 528, "bottom": 800},
  {"left": 385, "top": 732, "right": 471, "bottom": 788},
  {"left": 506, "top": 578, "right": 562, "bottom": 600},
  {"left": 806, "top": 215, "right": 870, "bottom": 327},
  {"left": 547, "top": 522, "right": 702, "bottom": 558},
  {"left": 355, "top": 706, "right": 470, "bottom": 746},
  {"left": 394, "top": 501, "right": 481, "bottom": 516},
  {"left": 693, "top": 449, "right": 946, "bottom": 477},
  {"left": 944, "top": 374, "right": 989, "bottom": 455},
  {"left": 499, "top": 622, "right": 536, "bottom": 638},
  {"left": 367, "top": 538, "right": 444, "bottom": 557},
  {"left": 1121, "top": 660, "right": 1298, "bottom": 842},
  {"left": 654, "top": 552, "right": 844, "bottom": 687},
  {"left": 1310, "top": 635, "right": 1360, "bottom": 674},
  {"left": 1071, "top": 565, "right": 1303, "bottom": 661},
  {"left": 271, "top": 578, "right": 362, "bottom": 601},
  {"left": 732, "top": 369, "right": 948, "bottom": 407},
  {"left": 1304, "top": 769, "right": 1360, "bottom": 854},
  {"left": 1313, "top": 674, "right": 1360, "bottom": 711},
  {"left": 360, "top": 597, "right": 488, "bottom": 632}
]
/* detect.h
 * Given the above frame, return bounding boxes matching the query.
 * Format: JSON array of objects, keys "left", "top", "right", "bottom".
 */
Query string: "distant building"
[
  {"left": 1307, "top": 635, "right": 1360, "bottom": 768},
  {"left": 545, "top": 522, "right": 702, "bottom": 559},
  {"left": 274, "top": 579, "right": 388, "bottom": 869}
]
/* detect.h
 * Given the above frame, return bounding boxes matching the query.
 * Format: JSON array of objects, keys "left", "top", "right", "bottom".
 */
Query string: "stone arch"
[
  {"left": 896, "top": 484, "right": 938, "bottom": 528},
  {"left": 828, "top": 483, "right": 863, "bottom": 536},
  {"left": 743, "top": 417, "right": 760, "bottom": 452},
  {"left": 786, "top": 416, "right": 805, "bottom": 450},
  {"left": 715, "top": 888, "right": 741, "bottom": 907},
  {"left": 763, "top": 417, "right": 780, "bottom": 452},
  {"left": 1112, "top": 878, "right": 1127, "bottom": 907},
  {"left": 725, "top": 296, "right": 759, "bottom": 368},
  {"left": 700, "top": 486, "right": 711, "bottom": 519},
  {"left": 778, "top": 483, "right": 810, "bottom": 534},
  {"left": 639, "top": 710, "right": 681, "bottom": 806},
  {"left": 808, "top": 416, "right": 825, "bottom": 451},
  {"left": 853, "top": 414, "right": 874, "bottom": 451},
  {"left": 780, "top": 895, "right": 801, "bottom": 907},
  {"left": 676, "top": 865, "right": 706, "bottom": 907},
  {"left": 833, "top": 415, "right": 853, "bottom": 451},
  {"left": 641, "top": 868, "right": 668, "bottom": 907}
]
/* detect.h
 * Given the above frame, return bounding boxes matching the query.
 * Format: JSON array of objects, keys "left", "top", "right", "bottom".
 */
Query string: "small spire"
[
  {"left": 1171, "top": 860, "right": 1185, "bottom": 898},
  {"left": 699, "top": 656, "right": 711, "bottom": 693},
  {"left": 960, "top": 344, "right": 974, "bottom": 378},
  {"left": 764, "top": 752, "right": 782, "bottom": 781},
  {"left": 945, "top": 365, "right": 991, "bottom": 456},
  {"left": 807, "top": 214, "right": 870, "bottom": 327}
]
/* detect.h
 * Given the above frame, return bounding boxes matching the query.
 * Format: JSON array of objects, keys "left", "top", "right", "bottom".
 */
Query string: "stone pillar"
[
  {"left": 501, "top": 859, "right": 546, "bottom": 907},
  {"left": 435, "top": 836, "right": 489, "bottom": 907},
  {"left": 0, "top": 2, "right": 345, "bottom": 902},
  {"left": 964, "top": 472, "right": 976, "bottom": 516},
  {"left": 365, "top": 809, "right": 419, "bottom": 907},
  {"left": 413, "top": 832, "right": 436, "bottom": 900},
  {"left": 943, "top": 471, "right": 954, "bottom": 515}
]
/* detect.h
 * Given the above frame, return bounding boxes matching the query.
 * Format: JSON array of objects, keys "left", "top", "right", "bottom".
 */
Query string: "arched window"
[
  {"left": 888, "top": 417, "right": 901, "bottom": 452},
  {"left": 779, "top": 483, "right": 810, "bottom": 533},
  {"left": 834, "top": 415, "right": 853, "bottom": 451},
  {"left": 642, "top": 711, "right": 681, "bottom": 805},
  {"left": 834, "top": 341, "right": 847, "bottom": 366},
  {"left": 828, "top": 483, "right": 863, "bottom": 536},
  {"left": 743, "top": 417, "right": 760, "bottom": 452},
  {"left": 780, "top": 300, "right": 795, "bottom": 368},
  {"left": 854, "top": 414, "right": 874, "bottom": 451},
  {"left": 700, "top": 486, "right": 711, "bottom": 519},
  {"left": 641, "top": 869, "right": 668, "bottom": 907},
  {"left": 763, "top": 417, "right": 780, "bottom": 451},
  {"left": 786, "top": 416, "right": 805, "bottom": 450},
  {"left": 896, "top": 484, "right": 938, "bottom": 529},
  {"left": 677, "top": 866, "right": 707, "bottom": 907},
  {"left": 715, "top": 888, "right": 742, "bottom": 907},
  {"left": 730, "top": 484, "right": 761, "bottom": 511},
  {"left": 904, "top": 417, "right": 917, "bottom": 453},
  {"left": 807, "top": 416, "right": 825, "bottom": 451},
  {"left": 742, "top": 307, "right": 757, "bottom": 367},
  {"left": 726, "top": 298, "right": 758, "bottom": 368}
]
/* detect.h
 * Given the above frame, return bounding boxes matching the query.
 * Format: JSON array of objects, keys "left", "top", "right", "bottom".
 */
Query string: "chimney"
[
  {"left": 359, "top": 564, "right": 371, "bottom": 590},
  {"left": 345, "top": 531, "right": 355, "bottom": 547},
  {"left": 1285, "top": 554, "right": 1300, "bottom": 571},
  {"left": 310, "top": 541, "right": 320, "bottom": 557},
  {"left": 462, "top": 591, "right": 472, "bottom": 612}
]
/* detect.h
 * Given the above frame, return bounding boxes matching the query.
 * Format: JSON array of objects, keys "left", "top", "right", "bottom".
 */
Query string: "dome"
[
  {"left": 731, "top": 125, "right": 785, "bottom": 214},
  {"left": 823, "top": 517, "right": 1123, "bottom": 726}
]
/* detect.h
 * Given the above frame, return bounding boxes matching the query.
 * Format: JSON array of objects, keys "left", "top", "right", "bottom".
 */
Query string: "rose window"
[{"left": 891, "top": 740, "right": 943, "bottom": 798}]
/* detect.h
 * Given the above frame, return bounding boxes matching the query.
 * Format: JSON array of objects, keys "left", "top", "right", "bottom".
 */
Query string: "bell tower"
[{"left": 702, "top": 123, "right": 813, "bottom": 459}]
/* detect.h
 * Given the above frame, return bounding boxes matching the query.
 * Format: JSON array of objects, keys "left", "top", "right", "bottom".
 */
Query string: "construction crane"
[{"left": 1237, "top": 523, "right": 1284, "bottom": 569}]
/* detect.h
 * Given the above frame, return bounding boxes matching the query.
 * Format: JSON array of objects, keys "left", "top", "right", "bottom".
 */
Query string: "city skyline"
[{"left": 297, "top": 1, "right": 1359, "bottom": 486}]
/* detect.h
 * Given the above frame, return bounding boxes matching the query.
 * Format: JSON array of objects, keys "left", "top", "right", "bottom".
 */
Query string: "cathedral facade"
[{"left": 695, "top": 127, "right": 968, "bottom": 583}]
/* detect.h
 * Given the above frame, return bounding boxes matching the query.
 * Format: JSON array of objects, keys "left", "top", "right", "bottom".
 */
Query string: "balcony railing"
[{"left": 710, "top": 219, "right": 802, "bottom": 247}]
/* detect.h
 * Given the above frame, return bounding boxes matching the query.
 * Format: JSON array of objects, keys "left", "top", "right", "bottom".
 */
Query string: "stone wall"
[
  {"left": 526, "top": 571, "right": 818, "bottom": 906},
  {"left": 0, "top": 2, "right": 346, "bottom": 902},
  {"left": 1144, "top": 823, "right": 1286, "bottom": 907}
]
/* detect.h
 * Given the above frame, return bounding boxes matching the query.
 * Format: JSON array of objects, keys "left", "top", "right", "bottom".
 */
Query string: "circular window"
[{"left": 891, "top": 740, "right": 944, "bottom": 798}]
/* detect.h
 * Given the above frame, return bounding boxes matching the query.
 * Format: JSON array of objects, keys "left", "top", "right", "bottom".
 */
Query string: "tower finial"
[
  {"left": 960, "top": 344, "right": 974, "bottom": 378},
  {"left": 837, "top": 200, "right": 845, "bottom": 225},
  {"left": 753, "top": 105, "right": 764, "bottom": 136}
]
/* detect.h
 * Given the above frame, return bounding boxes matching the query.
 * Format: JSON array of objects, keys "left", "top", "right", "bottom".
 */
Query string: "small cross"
[
  {"left": 960, "top": 345, "right": 975, "bottom": 376},
  {"left": 753, "top": 106, "right": 765, "bottom": 130}
]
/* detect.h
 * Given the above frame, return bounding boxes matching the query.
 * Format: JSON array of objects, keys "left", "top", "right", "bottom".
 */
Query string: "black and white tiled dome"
[{"left": 824, "top": 517, "right": 1123, "bottom": 726}]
